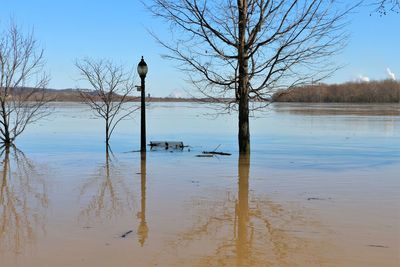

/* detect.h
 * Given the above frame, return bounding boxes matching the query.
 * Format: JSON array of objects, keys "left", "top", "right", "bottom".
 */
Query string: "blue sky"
[{"left": 1, "top": 0, "right": 399, "bottom": 96}]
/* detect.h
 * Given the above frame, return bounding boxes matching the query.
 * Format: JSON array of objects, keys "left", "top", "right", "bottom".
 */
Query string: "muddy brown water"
[{"left": 1, "top": 103, "right": 399, "bottom": 266}]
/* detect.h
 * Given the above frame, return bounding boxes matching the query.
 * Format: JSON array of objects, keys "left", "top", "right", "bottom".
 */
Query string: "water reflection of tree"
[
  {"left": 78, "top": 149, "right": 134, "bottom": 222},
  {"left": 161, "top": 155, "right": 321, "bottom": 267},
  {"left": 0, "top": 146, "right": 48, "bottom": 254}
]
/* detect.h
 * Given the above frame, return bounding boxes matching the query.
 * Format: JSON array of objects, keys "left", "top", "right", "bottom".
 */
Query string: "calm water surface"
[{"left": 1, "top": 102, "right": 399, "bottom": 267}]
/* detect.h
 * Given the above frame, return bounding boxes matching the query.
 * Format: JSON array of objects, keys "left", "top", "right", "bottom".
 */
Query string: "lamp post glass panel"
[{"left": 137, "top": 57, "right": 148, "bottom": 152}]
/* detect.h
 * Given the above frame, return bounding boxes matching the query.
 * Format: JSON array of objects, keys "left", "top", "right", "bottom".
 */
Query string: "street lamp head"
[{"left": 137, "top": 56, "right": 148, "bottom": 78}]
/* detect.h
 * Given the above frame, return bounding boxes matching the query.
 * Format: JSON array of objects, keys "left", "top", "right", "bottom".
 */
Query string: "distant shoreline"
[
  {"left": 12, "top": 80, "right": 400, "bottom": 103},
  {"left": 13, "top": 88, "right": 224, "bottom": 103}
]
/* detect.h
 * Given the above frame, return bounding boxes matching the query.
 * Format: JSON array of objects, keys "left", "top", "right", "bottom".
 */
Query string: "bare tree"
[
  {"left": 148, "top": 0, "right": 357, "bottom": 154},
  {"left": 76, "top": 58, "right": 138, "bottom": 149},
  {"left": 0, "top": 23, "right": 51, "bottom": 145}
]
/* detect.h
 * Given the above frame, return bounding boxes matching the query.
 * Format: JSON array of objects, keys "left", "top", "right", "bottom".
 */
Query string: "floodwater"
[{"left": 1, "top": 102, "right": 399, "bottom": 267}]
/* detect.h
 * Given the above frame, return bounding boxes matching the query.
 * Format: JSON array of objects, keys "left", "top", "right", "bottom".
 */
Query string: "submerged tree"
[
  {"left": 76, "top": 58, "right": 138, "bottom": 149},
  {"left": 148, "top": 0, "right": 357, "bottom": 154},
  {"left": 0, "top": 23, "right": 51, "bottom": 145}
]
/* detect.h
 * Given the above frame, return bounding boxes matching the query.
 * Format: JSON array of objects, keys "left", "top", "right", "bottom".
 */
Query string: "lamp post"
[{"left": 137, "top": 56, "right": 148, "bottom": 152}]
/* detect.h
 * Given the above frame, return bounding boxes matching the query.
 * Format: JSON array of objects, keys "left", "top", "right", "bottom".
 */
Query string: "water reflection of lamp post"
[
  {"left": 137, "top": 153, "right": 148, "bottom": 246},
  {"left": 137, "top": 57, "right": 148, "bottom": 152}
]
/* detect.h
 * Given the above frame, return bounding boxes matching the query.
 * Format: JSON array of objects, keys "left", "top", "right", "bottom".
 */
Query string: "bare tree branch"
[{"left": 373, "top": 0, "right": 400, "bottom": 15}]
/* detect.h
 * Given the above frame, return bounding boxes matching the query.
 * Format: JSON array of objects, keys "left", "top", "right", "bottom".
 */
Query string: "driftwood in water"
[
  {"left": 367, "top": 244, "right": 389, "bottom": 248},
  {"left": 120, "top": 230, "right": 133, "bottom": 238},
  {"left": 202, "top": 151, "right": 231, "bottom": 156},
  {"left": 196, "top": 154, "right": 214, "bottom": 158}
]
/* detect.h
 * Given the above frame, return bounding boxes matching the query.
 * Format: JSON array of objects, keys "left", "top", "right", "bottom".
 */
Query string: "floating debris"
[
  {"left": 307, "top": 197, "right": 331, "bottom": 201},
  {"left": 202, "top": 151, "right": 231, "bottom": 156},
  {"left": 120, "top": 230, "right": 133, "bottom": 238},
  {"left": 367, "top": 244, "right": 389, "bottom": 248},
  {"left": 196, "top": 154, "right": 214, "bottom": 158},
  {"left": 201, "top": 144, "right": 231, "bottom": 156}
]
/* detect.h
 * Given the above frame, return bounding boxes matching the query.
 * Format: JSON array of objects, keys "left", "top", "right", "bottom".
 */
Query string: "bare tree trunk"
[
  {"left": 238, "top": 0, "right": 250, "bottom": 155},
  {"left": 238, "top": 97, "right": 250, "bottom": 155},
  {"left": 106, "top": 116, "right": 110, "bottom": 148},
  {"left": 1, "top": 102, "right": 11, "bottom": 145}
]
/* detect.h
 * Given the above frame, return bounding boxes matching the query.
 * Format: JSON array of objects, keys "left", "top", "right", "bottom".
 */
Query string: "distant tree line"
[{"left": 273, "top": 80, "right": 400, "bottom": 103}]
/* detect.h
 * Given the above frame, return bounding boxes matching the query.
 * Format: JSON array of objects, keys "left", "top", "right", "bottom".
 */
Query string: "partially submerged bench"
[{"left": 149, "top": 141, "right": 185, "bottom": 150}]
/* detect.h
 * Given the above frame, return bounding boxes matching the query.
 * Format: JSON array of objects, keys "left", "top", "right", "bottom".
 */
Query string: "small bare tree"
[
  {"left": 76, "top": 58, "right": 138, "bottom": 149},
  {"left": 148, "top": 0, "right": 358, "bottom": 154},
  {"left": 0, "top": 23, "right": 50, "bottom": 145}
]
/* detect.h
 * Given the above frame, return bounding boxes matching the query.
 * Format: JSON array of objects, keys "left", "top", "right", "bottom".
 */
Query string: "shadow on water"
[
  {"left": 78, "top": 146, "right": 134, "bottom": 223},
  {"left": 152, "top": 155, "right": 323, "bottom": 267},
  {"left": 0, "top": 145, "right": 48, "bottom": 255}
]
